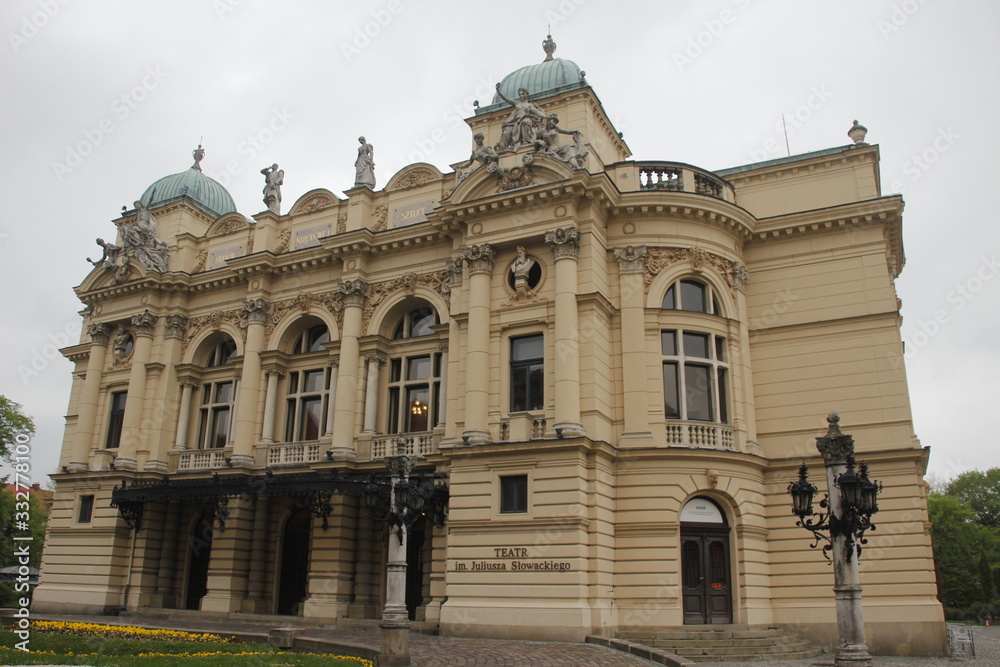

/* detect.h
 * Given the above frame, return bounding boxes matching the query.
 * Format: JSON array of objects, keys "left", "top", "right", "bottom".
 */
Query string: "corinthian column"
[
  {"left": 117, "top": 310, "right": 158, "bottom": 471},
  {"left": 461, "top": 244, "right": 495, "bottom": 445},
  {"left": 67, "top": 323, "right": 112, "bottom": 472},
  {"left": 330, "top": 279, "right": 367, "bottom": 460},
  {"left": 230, "top": 298, "right": 269, "bottom": 468},
  {"left": 546, "top": 227, "right": 585, "bottom": 438},
  {"left": 615, "top": 246, "right": 653, "bottom": 445},
  {"left": 362, "top": 352, "right": 387, "bottom": 434}
]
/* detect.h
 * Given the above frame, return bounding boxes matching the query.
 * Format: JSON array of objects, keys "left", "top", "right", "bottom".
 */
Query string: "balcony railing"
[
  {"left": 372, "top": 432, "right": 436, "bottom": 459},
  {"left": 267, "top": 442, "right": 322, "bottom": 466},
  {"left": 499, "top": 414, "right": 548, "bottom": 441},
  {"left": 665, "top": 421, "right": 735, "bottom": 450},
  {"left": 177, "top": 449, "right": 227, "bottom": 470},
  {"left": 633, "top": 162, "right": 734, "bottom": 202}
]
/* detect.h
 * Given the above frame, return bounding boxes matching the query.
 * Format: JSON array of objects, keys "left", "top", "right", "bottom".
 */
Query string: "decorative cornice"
[
  {"left": 545, "top": 226, "right": 580, "bottom": 260},
  {"left": 131, "top": 310, "right": 157, "bottom": 338},
  {"left": 243, "top": 297, "right": 271, "bottom": 325},
  {"left": 614, "top": 245, "right": 647, "bottom": 274},
  {"left": 337, "top": 278, "right": 369, "bottom": 308},
  {"left": 460, "top": 244, "right": 496, "bottom": 275},
  {"left": 87, "top": 322, "right": 112, "bottom": 346},
  {"left": 164, "top": 315, "right": 188, "bottom": 339}
]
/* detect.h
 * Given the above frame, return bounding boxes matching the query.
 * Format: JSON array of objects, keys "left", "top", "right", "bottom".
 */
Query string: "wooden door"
[{"left": 681, "top": 528, "right": 732, "bottom": 624}]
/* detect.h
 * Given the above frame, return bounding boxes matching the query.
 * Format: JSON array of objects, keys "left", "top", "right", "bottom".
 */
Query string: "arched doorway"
[
  {"left": 680, "top": 497, "right": 732, "bottom": 625},
  {"left": 184, "top": 514, "right": 213, "bottom": 610},
  {"left": 277, "top": 509, "right": 312, "bottom": 615}
]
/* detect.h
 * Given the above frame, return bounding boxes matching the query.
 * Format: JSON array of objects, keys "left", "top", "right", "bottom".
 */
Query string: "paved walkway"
[{"left": 26, "top": 614, "right": 1000, "bottom": 666}]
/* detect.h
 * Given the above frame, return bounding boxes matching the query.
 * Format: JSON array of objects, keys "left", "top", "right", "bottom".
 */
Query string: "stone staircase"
[{"left": 613, "top": 626, "right": 824, "bottom": 663}]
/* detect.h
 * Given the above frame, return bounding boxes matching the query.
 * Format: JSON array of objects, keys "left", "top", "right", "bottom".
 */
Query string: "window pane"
[
  {"left": 511, "top": 366, "right": 529, "bottom": 412},
  {"left": 527, "top": 362, "right": 544, "bottom": 411},
  {"left": 685, "top": 365, "right": 713, "bottom": 421},
  {"left": 662, "top": 285, "right": 676, "bottom": 310},
  {"left": 683, "top": 332, "right": 710, "bottom": 358},
  {"left": 388, "top": 388, "right": 400, "bottom": 433},
  {"left": 198, "top": 412, "right": 208, "bottom": 449},
  {"left": 410, "top": 308, "right": 435, "bottom": 337},
  {"left": 408, "top": 356, "right": 431, "bottom": 380},
  {"left": 285, "top": 399, "right": 296, "bottom": 442},
  {"left": 301, "top": 398, "right": 322, "bottom": 440},
  {"left": 406, "top": 386, "right": 430, "bottom": 432},
  {"left": 715, "top": 336, "right": 726, "bottom": 362},
  {"left": 500, "top": 475, "right": 528, "bottom": 513},
  {"left": 661, "top": 330, "right": 677, "bottom": 356},
  {"left": 512, "top": 335, "right": 543, "bottom": 362},
  {"left": 288, "top": 372, "right": 298, "bottom": 394},
  {"left": 718, "top": 368, "right": 728, "bottom": 424},
  {"left": 78, "top": 495, "right": 95, "bottom": 523},
  {"left": 105, "top": 392, "right": 126, "bottom": 449},
  {"left": 390, "top": 358, "right": 401, "bottom": 382},
  {"left": 663, "top": 362, "right": 680, "bottom": 418},
  {"left": 215, "top": 381, "right": 233, "bottom": 403},
  {"left": 392, "top": 320, "right": 405, "bottom": 339},
  {"left": 304, "top": 369, "right": 325, "bottom": 393},
  {"left": 680, "top": 280, "right": 707, "bottom": 313},
  {"left": 308, "top": 326, "right": 329, "bottom": 352},
  {"left": 211, "top": 407, "right": 230, "bottom": 448},
  {"left": 201, "top": 385, "right": 210, "bottom": 405}
]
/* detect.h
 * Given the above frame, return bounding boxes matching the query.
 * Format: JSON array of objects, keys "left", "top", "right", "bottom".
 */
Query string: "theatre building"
[{"left": 35, "top": 39, "right": 945, "bottom": 655}]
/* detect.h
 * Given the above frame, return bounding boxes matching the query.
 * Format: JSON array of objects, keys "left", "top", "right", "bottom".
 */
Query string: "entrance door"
[
  {"left": 680, "top": 497, "right": 732, "bottom": 625},
  {"left": 184, "top": 514, "right": 213, "bottom": 610},
  {"left": 277, "top": 509, "right": 312, "bottom": 615}
]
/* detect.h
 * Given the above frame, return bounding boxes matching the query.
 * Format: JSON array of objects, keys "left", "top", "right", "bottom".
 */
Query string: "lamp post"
[
  {"left": 378, "top": 439, "right": 419, "bottom": 667},
  {"left": 787, "top": 412, "right": 882, "bottom": 667}
]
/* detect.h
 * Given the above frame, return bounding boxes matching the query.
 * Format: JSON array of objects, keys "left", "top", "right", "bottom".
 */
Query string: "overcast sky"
[{"left": 2, "top": 0, "right": 996, "bottom": 484}]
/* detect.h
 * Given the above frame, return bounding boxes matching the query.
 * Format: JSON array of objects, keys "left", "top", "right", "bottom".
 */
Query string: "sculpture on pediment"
[
  {"left": 261, "top": 163, "right": 284, "bottom": 214},
  {"left": 535, "top": 114, "right": 588, "bottom": 170},
  {"left": 355, "top": 136, "right": 376, "bottom": 188},
  {"left": 122, "top": 200, "right": 170, "bottom": 273},
  {"left": 457, "top": 133, "right": 500, "bottom": 184},
  {"left": 88, "top": 238, "right": 122, "bottom": 272},
  {"left": 495, "top": 84, "right": 546, "bottom": 152}
]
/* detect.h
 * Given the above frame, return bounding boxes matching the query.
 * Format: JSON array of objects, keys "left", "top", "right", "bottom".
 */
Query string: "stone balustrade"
[
  {"left": 371, "top": 432, "right": 436, "bottom": 459},
  {"left": 266, "top": 442, "right": 322, "bottom": 466},
  {"left": 629, "top": 162, "right": 734, "bottom": 202},
  {"left": 665, "top": 421, "right": 735, "bottom": 450}
]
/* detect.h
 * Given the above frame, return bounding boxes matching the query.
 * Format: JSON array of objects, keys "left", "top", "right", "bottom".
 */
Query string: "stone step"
[
  {"left": 643, "top": 636, "right": 804, "bottom": 649},
  {"left": 618, "top": 628, "right": 785, "bottom": 642},
  {"left": 683, "top": 648, "right": 824, "bottom": 662},
  {"left": 672, "top": 641, "right": 815, "bottom": 657}
]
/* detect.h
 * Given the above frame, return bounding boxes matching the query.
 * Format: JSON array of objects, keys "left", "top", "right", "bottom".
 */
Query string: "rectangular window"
[
  {"left": 105, "top": 391, "right": 127, "bottom": 449},
  {"left": 199, "top": 381, "right": 234, "bottom": 449},
  {"left": 500, "top": 475, "right": 528, "bottom": 514},
  {"left": 685, "top": 364, "right": 714, "bottom": 421},
  {"left": 78, "top": 495, "right": 95, "bottom": 523},
  {"left": 510, "top": 334, "right": 544, "bottom": 412},
  {"left": 284, "top": 369, "right": 329, "bottom": 442}
]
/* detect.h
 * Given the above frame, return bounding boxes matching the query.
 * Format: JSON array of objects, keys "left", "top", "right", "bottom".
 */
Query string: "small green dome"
[
  {"left": 140, "top": 147, "right": 237, "bottom": 218},
  {"left": 492, "top": 36, "right": 587, "bottom": 105}
]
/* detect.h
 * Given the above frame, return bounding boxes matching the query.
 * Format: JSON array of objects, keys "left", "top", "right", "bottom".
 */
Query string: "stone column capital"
[
  {"left": 614, "top": 245, "right": 648, "bottom": 274},
  {"left": 164, "top": 314, "right": 188, "bottom": 339},
  {"left": 337, "top": 278, "right": 369, "bottom": 308},
  {"left": 87, "top": 322, "right": 112, "bottom": 346},
  {"left": 243, "top": 297, "right": 271, "bottom": 325},
  {"left": 131, "top": 310, "right": 158, "bottom": 337},
  {"left": 179, "top": 376, "right": 202, "bottom": 390},
  {"left": 545, "top": 226, "right": 580, "bottom": 260},
  {"left": 815, "top": 412, "right": 856, "bottom": 465},
  {"left": 363, "top": 351, "right": 388, "bottom": 366},
  {"left": 731, "top": 261, "right": 749, "bottom": 292},
  {"left": 460, "top": 244, "right": 496, "bottom": 275},
  {"left": 445, "top": 258, "right": 464, "bottom": 287}
]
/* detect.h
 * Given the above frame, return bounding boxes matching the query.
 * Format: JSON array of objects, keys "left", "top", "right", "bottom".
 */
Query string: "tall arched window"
[
  {"left": 196, "top": 335, "right": 238, "bottom": 449},
  {"left": 386, "top": 305, "right": 441, "bottom": 434},
  {"left": 283, "top": 321, "right": 331, "bottom": 442}
]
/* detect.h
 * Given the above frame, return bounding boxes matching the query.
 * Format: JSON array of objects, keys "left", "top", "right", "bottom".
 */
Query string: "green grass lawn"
[{"left": 0, "top": 626, "right": 371, "bottom": 666}]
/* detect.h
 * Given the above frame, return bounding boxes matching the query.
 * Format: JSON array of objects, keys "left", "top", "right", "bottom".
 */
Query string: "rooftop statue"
[
  {"left": 495, "top": 84, "right": 547, "bottom": 152},
  {"left": 191, "top": 143, "right": 205, "bottom": 171},
  {"left": 124, "top": 200, "right": 170, "bottom": 273},
  {"left": 534, "top": 114, "right": 588, "bottom": 170},
  {"left": 261, "top": 163, "right": 284, "bottom": 214},
  {"left": 355, "top": 136, "right": 376, "bottom": 188},
  {"left": 457, "top": 133, "right": 500, "bottom": 184}
]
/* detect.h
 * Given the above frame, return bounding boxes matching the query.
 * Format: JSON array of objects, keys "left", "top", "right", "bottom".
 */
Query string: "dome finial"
[
  {"left": 191, "top": 141, "right": 205, "bottom": 171},
  {"left": 542, "top": 33, "right": 556, "bottom": 62}
]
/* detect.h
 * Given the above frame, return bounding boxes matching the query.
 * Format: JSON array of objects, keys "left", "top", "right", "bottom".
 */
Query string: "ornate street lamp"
[
  {"left": 787, "top": 413, "right": 883, "bottom": 667},
  {"left": 379, "top": 439, "right": 418, "bottom": 667}
]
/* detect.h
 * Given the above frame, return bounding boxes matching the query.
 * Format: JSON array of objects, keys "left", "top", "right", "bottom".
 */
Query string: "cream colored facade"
[{"left": 36, "top": 48, "right": 945, "bottom": 656}]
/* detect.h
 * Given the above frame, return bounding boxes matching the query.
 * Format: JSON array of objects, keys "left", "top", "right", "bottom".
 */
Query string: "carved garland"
[
  {"left": 210, "top": 218, "right": 248, "bottom": 237},
  {"left": 644, "top": 247, "right": 749, "bottom": 293},
  {"left": 297, "top": 193, "right": 337, "bottom": 214},
  {"left": 275, "top": 229, "right": 292, "bottom": 254},
  {"left": 372, "top": 205, "right": 389, "bottom": 232},
  {"left": 390, "top": 168, "right": 436, "bottom": 191}
]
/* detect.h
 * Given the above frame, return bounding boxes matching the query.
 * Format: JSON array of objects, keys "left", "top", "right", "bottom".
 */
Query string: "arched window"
[
  {"left": 292, "top": 324, "right": 329, "bottom": 354},
  {"left": 204, "top": 337, "right": 236, "bottom": 367},
  {"left": 196, "top": 334, "right": 238, "bottom": 449},
  {"left": 386, "top": 305, "right": 442, "bottom": 434},
  {"left": 283, "top": 322, "right": 332, "bottom": 442},
  {"left": 662, "top": 278, "right": 723, "bottom": 317},
  {"left": 393, "top": 307, "right": 436, "bottom": 339}
]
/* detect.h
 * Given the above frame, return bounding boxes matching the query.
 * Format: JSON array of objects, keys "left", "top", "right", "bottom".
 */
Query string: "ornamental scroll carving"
[
  {"left": 372, "top": 205, "right": 388, "bottom": 232},
  {"left": 360, "top": 270, "right": 451, "bottom": 334},
  {"left": 275, "top": 229, "right": 292, "bottom": 254},
  {"left": 181, "top": 307, "right": 248, "bottom": 356},
  {"left": 297, "top": 193, "right": 337, "bottom": 214},
  {"left": 643, "top": 247, "right": 750, "bottom": 293},
  {"left": 210, "top": 217, "right": 248, "bottom": 237},
  {"left": 337, "top": 214, "right": 347, "bottom": 235},
  {"left": 263, "top": 291, "right": 345, "bottom": 347},
  {"left": 390, "top": 168, "right": 436, "bottom": 191}
]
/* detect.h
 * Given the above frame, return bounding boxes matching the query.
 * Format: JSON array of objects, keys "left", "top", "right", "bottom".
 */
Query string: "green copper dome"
[
  {"left": 139, "top": 146, "right": 237, "bottom": 218},
  {"left": 491, "top": 35, "right": 588, "bottom": 105}
]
